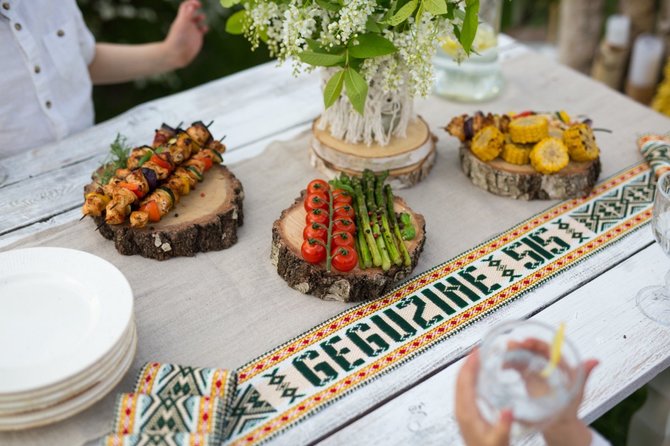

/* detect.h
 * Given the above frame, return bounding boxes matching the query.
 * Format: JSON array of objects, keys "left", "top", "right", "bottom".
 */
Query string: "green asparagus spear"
[
  {"left": 362, "top": 170, "right": 391, "bottom": 271},
  {"left": 352, "top": 178, "right": 382, "bottom": 267},
  {"left": 385, "top": 184, "right": 412, "bottom": 266},
  {"left": 374, "top": 172, "right": 402, "bottom": 266}
]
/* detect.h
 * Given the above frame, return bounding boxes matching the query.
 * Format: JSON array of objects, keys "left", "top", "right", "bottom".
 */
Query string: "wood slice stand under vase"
[
  {"left": 459, "top": 144, "right": 601, "bottom": 200},
  {"left": 271, "top": 194, "right": 426, "bottom": 302},
  {"left": 310, "top": 116, "right": 436, "bottom": 189},
  {"left": 90, "top": 165, "right": 244, "bottom": 260}
]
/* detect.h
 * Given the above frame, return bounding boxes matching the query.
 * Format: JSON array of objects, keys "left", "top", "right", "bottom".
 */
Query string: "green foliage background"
[{"left": 78, "top": 0, "right": 271, "bottom": 123}]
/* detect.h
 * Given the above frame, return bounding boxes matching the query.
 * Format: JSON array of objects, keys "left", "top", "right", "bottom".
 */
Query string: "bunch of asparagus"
[{"left": 331, "top": 170, "right": 414, "bottom": 271}]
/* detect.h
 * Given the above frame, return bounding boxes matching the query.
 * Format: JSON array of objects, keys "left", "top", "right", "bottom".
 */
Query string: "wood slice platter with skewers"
[
  {"left": 82, "top": 122, "right": 244, "bottom": 261},
  {"left": 271, "top": 175, "right": 425, "bottom": 302},
  {"left": 91, "top": 165, "right": 243, "bottom": 260},
  {"left": 446, "top": 111, "right": 602, "bottom": 200}
]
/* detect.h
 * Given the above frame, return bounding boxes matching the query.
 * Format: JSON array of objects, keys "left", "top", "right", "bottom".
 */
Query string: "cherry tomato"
[
  {"left": 333, "top": 217, "right": 356, "bottom": 234},
  {"left": 331, "top": 246, "right": 358, "bottom": 272},
  {"left": 301, "top": 239, "right": 326, "bottom": 264},
  {"left": 303, "top": 222, "right": 328, "bottom": 242},
  {"left": 331, "top": 231, "right": 355, "bottom": 249},
  {"left": 333, "top": 189, "right": 353, "bottom": 205},
  {"left": 334, "top": 204, "right": 355, "bottom": 219},
  {"left": 306, "top": 208, "right": 329, "bottom": 225},
  {"left": 307, "top": 179, "right": 330, "bottom": 195},
  {"left": 304, "top": 192, "right": 329, "bottom": 212}
]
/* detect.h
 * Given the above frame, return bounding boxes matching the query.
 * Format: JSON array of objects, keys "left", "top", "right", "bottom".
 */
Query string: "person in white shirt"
[
  {"left": 455, "top": 348, "right": 610, "bottom": 446},
  {"left": 0, "top": 0, "right": 207, "bottom": 159}
]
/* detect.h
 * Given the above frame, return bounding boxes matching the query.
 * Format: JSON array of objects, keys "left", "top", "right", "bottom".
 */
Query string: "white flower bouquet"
[{"left": 224, "top": 0, "right": 479, "bottom": 145}]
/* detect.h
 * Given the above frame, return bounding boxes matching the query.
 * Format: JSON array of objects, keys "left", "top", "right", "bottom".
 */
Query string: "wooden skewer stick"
[{"left": 206, "top": 120, "right": 214, "bottom": 128}]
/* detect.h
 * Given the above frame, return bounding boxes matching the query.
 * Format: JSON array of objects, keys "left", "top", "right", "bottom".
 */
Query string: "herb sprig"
[{"left": 94, "top": 134, "right": 131, "bottom": 185}]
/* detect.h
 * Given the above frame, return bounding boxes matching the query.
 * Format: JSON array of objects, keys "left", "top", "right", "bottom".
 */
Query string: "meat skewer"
[{"left": 82, "top": 121, "right": 224, "bottom": 225}]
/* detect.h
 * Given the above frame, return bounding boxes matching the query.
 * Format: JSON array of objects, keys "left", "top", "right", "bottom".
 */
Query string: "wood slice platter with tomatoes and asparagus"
[
  {"left": 445, "top": 111, "right": 601, "bottom": 200},
  {"left": 82, "top": 121, "right": 244, "bottom": 260},
  {"left": 271, "top": 171, "right": 426, "bottom": 302}
]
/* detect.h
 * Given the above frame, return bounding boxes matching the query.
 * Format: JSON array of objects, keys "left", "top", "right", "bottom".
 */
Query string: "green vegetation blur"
[{"left": 78, "top": 0, "right": 271, "bottom": 122}]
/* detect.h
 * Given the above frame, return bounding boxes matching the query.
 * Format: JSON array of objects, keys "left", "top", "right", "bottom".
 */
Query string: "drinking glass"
[
  {"left": 477, "top": 320, "right": 585, "bottom": 438},
  {"left": 636, "top": 172, "right": 670, "bottom": 324},
  {"left": 433, "top": 0, "right": 504, "bottom": 102}
]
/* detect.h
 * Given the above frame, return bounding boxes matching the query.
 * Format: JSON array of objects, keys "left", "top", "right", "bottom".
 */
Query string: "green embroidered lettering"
[
  {"left": 528, "top": 227, "right": 570, "bottom": 255},
  {"left": 433, "top": 281, "right": 469, "bottom": 308},
  {"left": 421, "top": 288, "right": 456, "bottom": 315},
  {"left": 502, "top": 241, "right": 545, "bottom": 270},
  {"left": 346, "top": 323, "right": 389, "bottom": 357},
  {"left": 292, "top": 350, "right": 338, "bottom": 387},
  {"left": 458, "top": 265, "right": 502, "bottom": 296},
  {"left": 321, "top": 335, "right": 365, "bottom": 372},
  {"left": 371, "top": 309, "right": 416, "bottom": 342},
  {"left": 397, "top": 295, "right": 444, "bottom": 329}
]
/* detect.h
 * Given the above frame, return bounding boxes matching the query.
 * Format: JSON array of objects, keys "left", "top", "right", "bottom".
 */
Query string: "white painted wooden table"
[{"left": 2, "top": 38, "right": 670, "bottom": 446}]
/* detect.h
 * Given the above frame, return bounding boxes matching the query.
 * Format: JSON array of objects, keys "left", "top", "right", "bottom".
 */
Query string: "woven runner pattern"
[
  {"left": 100, "top": 363, "right": 235, "bottom": 446},
  {"left": 225, "top": 162, "right": 655, "bottom": 445},
  {"left": 640, "top": 135, "right": 670, "bottom": 177}
]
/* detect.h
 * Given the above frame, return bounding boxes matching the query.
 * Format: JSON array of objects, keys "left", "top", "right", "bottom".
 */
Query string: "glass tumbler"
[
  {"left": 476, "top": 320, "right": 585, "bottom": 438},
  {"left": 433, "top": 0, "right": 504, "bottom": 102}
]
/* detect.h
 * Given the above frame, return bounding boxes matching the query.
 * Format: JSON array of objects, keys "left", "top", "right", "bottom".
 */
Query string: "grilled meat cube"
[
  {"left": 186, "top": 121, "right": 212, "bottom": 147},
  {"left": 127, "top": 146, "right": 152, "bottom": 169},
  {"left": 152, "top": 124, "right": 177, "bottom": 148},
  {"left": 129, "top": 211, "right": 149, "bottom": 228}
]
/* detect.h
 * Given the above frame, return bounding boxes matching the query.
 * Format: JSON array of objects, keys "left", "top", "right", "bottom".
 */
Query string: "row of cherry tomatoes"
[{"left": 301, "top": 179, "right": 358, "bottom": 272}]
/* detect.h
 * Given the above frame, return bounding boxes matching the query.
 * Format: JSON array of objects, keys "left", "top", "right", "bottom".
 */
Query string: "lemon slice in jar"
[
  {"left": 540, "top": 322, "right": 566, "bottom": 378},
  {"left": 440, "top": 23, "right": 498, "bottom": 58}
]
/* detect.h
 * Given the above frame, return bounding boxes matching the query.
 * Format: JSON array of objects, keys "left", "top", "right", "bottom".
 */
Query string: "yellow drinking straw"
[{"left": 540, "top": 322, "right": 566, "bottom": 378}]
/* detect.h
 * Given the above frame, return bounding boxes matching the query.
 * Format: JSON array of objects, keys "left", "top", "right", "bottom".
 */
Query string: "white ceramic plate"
[
  {"left": 0, "top": 248, "right": 133, "bottom": 394},
  {"left": 0, "top": 318, "right": 135, "bottom": 413},
  {"left": 0, "top": 322, "right": 137, "bottom": 430}
]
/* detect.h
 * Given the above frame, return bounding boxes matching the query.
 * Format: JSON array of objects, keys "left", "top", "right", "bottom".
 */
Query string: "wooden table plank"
[
  {"left": 0, "top": 69, "right": 320, "bottom": 236},
  {"left": 318, "top": 242, "right": 670, "bottom": 446}
]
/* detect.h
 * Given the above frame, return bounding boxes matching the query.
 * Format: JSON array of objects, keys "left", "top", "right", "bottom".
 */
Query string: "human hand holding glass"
[{"left": 455, "top": 321, "right": 599, "bottom": 446}]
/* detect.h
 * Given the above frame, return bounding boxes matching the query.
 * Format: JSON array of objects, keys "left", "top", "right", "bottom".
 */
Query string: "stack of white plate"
[{"left": 0, "top": 247, "right": 136, "bottom": 431}]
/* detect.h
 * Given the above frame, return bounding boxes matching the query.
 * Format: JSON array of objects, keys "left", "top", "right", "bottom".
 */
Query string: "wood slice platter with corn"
[{"left": 445, "top": 111, "right": 601, "bottom": 200}]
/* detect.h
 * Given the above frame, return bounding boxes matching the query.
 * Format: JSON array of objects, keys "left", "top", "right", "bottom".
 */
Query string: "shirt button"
[
  {"left": 34, "top": 65, "right": 41, "bottom": 74},
  {"left": 2, "top": 3, "right": 9, "bottom": 10},
  {"left": 14, "top": 22, "right": 21, "bottom": 31},
  {"left": 45, "top": 100, "right": 52, "bottom": 109},
  {"left": 57, "top": 29, "right": 65, "bottom": 37}
]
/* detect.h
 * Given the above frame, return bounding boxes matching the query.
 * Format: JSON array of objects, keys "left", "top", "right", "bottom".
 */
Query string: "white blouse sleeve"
[{"left": 590, "top": 429, "right": 612, "bottom": 446}]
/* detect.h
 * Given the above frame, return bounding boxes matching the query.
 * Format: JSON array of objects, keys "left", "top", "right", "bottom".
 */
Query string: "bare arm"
[{"left": 88, "top": 0, "right": 208, "bottom": 85}]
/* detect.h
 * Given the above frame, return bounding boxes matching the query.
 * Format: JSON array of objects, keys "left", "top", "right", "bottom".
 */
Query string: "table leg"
[{"left": 627, "top": 369, "right": 670, "bottom": 446}]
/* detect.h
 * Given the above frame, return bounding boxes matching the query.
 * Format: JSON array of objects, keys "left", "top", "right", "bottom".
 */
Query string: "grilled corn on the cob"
[
  {"left": 563, "top": 123, "right": 600, "bottom": 162},
  {"left": 509, "top": 116, "right": 549, "bottom": 144},
  {"left": 471, "top": 125, "right": 504, "bottom": 162},
  {"left": 530, "top": 137, "right": 569, "bottom": 174},
  {"left": 501, "top": 139, "right": 532, "bottom": 165}
]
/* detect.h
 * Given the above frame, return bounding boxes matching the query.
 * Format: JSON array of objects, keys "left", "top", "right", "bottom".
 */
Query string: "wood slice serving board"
[
  {"left": 310, "top": 116, "right": 436, "bottom": 189},
  {"left": 459, "top": 144, "right": 601, "bottom": 200},
  {"left": 271, "top": 194, "right": 426, "bottom": 302},
  {"left": 92, "top": 164, "right": 244, "bottom": 260}
]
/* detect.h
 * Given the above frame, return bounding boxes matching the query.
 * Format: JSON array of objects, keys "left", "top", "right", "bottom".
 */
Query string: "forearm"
[{"left": 88, "top": 43, "right": 182, "bottom": 85}]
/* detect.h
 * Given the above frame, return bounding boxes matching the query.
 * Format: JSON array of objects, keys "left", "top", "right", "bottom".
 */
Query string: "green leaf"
[
  {"left": 423, "top": 0, "right": 447, "bottom": 16},
  {"left": 315, "top": 0, "right": 341, "bottom": 12},
  {"left": 459, "top": 0, "right": 479, "bottom": 53},
  {"left": 323, "top": 69, "right": 346, "bottom": 108},
  {"left": 365, "top": 18, "right": 383, "bottom": 33},
  {"left": 384, "top": 0, "right": 417, "bottom": 26},
  {"left": 220, "top": 0, "right": 241, "bottom": 7},
  {"left": 349, "top": 33, "right": 397, "bottom": 58},
  {"left": 344, "top": 67, "right": 368, "bottom": 115},
  {"left": 297, "top": 50, "right": 346, "bottom": 67},
  {"left": 225, "top": 10, "right": 248, "bottom": 35}
]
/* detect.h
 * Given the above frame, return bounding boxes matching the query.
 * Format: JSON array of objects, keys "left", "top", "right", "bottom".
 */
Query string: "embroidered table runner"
[{"left": 226, "top": 161, "right": 655, "bottom": 445}]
